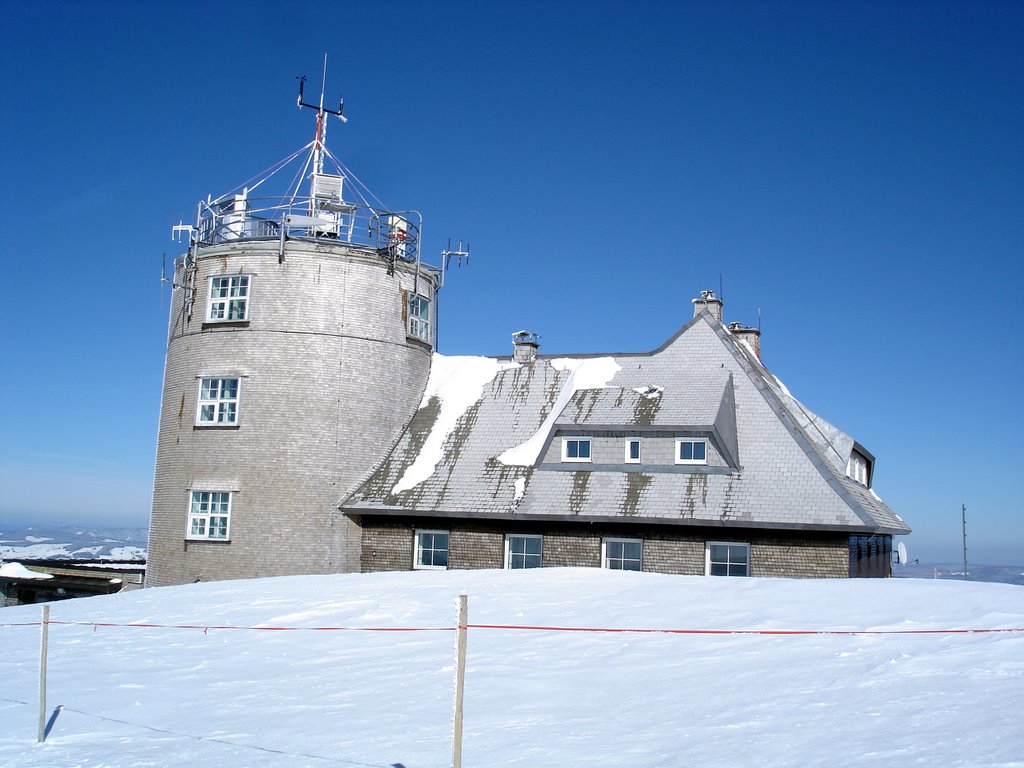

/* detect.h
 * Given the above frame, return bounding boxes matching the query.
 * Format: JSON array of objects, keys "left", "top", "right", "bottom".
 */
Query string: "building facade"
[
  {"left": 149, "top": 113, "right": 907, "bottom": 585},
  {"left": 341, "top": 293, "right": 908, "bottom": 578}
]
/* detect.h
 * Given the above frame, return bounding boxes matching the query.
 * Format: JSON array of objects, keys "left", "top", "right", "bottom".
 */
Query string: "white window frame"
[
  {"left": 196, "top": 377, "right": 240, "bottom": 425},
  {"left": 602, "top": 537, "right": 643, "bottom": 571},
  {"left": 413, "top": 529, "right": 449, "bottom": 570},
  {"left": 705, "top": 541, "right": 750, "bottom": 577},
  {"left": 207, "top": 275, "right": 250, "bottom": 322},
  {"left": 505, "top": 534, "right": 543, "bottom": 569},
  {"left": 186, "top": 490, "right": 232, "bottom": 541},
  {"left": 847, "top": 451, "right": 869, "bottom": 486},
  {"left": 675, "top": 438, "right": 708, "bottom": 465},
  {"left": 408, "top": 293, "right": 431, "bottom": 343},
  {"left": 624, "top": 438, "right": 641, "bottom": 464},
  {"left": 561, "top": 437, "right": 592, "bottom": 463}
]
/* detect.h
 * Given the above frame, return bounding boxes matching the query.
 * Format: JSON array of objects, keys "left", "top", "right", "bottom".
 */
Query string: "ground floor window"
[
  {"left": 414, "top": 530, "right": 449, "bottom": 569},
  {"left": 505, "top": 534, "right": 543, "bottom": 569},
  {"left": 187, "top": 491, "right": 231, "bottom": 540},
  {"left": 602, "top": 538, "right": 643, "bottom": 571},
  {"left": 706, "top": 541, "right": 749, "bottom": 576}
]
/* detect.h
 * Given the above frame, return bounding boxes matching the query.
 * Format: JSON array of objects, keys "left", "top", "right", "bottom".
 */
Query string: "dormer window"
[
  {"left": 675, "top": 439, "right": 707, "bottom": 465},
  {"left": 847, "top": 450, "right": 870, "bottom": 487},
  {"left": 562, "top": 438, "right": 592, "bottom": 462},
  {"left": 625, "top": 439, "right": 641, "bottom": 464}
]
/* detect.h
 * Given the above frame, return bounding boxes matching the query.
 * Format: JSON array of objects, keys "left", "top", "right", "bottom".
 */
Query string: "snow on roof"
[
  {"left": 498, "top": 356, "right": 620, "bottom": 466},
  {"left": 392, "top": 354, "right": 520, "bottom": 494},
  {"left": 0, "top": 562, "right": 54, "bottom": 580}
]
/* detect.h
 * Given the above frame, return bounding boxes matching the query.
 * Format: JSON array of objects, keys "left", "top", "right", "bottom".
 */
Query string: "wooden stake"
[
  {"left": 38, "top": 604, "right": 49, "bottom": 743},
  {"left": 452, "top": 594, "right": 468, "bottom": 768}
]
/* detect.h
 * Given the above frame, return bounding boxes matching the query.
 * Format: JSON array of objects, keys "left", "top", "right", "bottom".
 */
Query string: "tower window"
[
  {"left": 208, "top": 275, "right": 250, "bottom": 322},
  {"left": 408, "top": 294, "right": 431, "bottom": 343},
  {"left": 187, "top": 491, "right": 232, "bottom": 540},
  {"left": 196, "top": 377, "right": 240, "bottom": 425}
]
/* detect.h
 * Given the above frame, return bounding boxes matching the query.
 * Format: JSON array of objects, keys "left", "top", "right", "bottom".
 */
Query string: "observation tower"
[{"left": 148, "top": 69, "right": 453, "bottom": 586}]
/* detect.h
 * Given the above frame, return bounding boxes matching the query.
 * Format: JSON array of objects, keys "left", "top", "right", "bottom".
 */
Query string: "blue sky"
[{"left": 1, "top": 1, "right": 1020, "bottom": 564}]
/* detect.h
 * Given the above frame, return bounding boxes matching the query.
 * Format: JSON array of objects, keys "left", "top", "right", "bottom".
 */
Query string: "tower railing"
[{"left": 191, "top": 195, "right": 421, "bottom": 265}]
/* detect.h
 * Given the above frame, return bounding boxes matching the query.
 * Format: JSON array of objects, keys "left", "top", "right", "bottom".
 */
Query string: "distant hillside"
[{"left": 0, "top": 525, "right": 147, "bottom": 561}]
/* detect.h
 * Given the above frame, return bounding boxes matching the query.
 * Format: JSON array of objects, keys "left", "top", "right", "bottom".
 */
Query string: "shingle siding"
[
  {"left": 359, "top": 518, "right": 850, "bottom": 578},
  {"left": 148, "top": 240, "right": 432, "bottom": 586}
]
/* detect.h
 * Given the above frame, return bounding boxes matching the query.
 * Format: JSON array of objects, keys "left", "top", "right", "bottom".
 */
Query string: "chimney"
[
  {"left": 511, "top": 330, "right": 540, "bottom": 363},
  {"left": 728, "top": 321, "right": 761, "bottom": 360},
  {"left": 692, "top": 290, "right": 723, "bottom": 323}
]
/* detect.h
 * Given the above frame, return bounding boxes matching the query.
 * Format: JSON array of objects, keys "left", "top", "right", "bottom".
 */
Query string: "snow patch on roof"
[
  {"left": 771, "top": 374, "right": 792, "bottom": 398},
  {"left": 498, "top": 357, "right": 621, "bottom": 466},
  {"left": 632, "top": 385, "right": 664, "bottom": 399},
  {"left": 512, "top": 477, "right": 526, "bottom": 506},
  {"left": 392, "top": 354, "right": 519, "bottom": 494},
  {"left": 0, "top": 562, "right": 54, "bottom": 580}
]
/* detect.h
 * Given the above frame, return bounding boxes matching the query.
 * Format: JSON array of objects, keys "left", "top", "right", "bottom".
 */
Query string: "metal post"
[
  {"left": 962, "top": 504, "right": 968, "bottom": 581},
  {"left": 452, "top": 594, "right": 468, "bottom": 768},
  {"left": 38, "top": 604, "right": 49, "bottom": 742}
]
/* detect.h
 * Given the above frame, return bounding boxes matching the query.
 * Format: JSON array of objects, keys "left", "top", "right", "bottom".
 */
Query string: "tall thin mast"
[{"left": 297, "top": 53, "right": 347, "bottom": 178}]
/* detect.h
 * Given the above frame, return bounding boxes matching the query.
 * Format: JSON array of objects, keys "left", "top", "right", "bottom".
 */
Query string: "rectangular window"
[
  {"left": 625, "top": 439, "right": 641, "bottom": 463},
  {"left": 562, "top": 438, "right": 592, "bottom": 462},
  {"left": 187, "top": 491, "right": 232, "bottom": 541},
  {"left": 505, "top": 534, "right": 543, "bottom": 569},
  {"left": 706, "top": 542, "right": 749, "bottom": 576},
  {"left": 414, "top": 530, "right": 449, "bottom": 569},
  {"left": 675, "top": 439, "right": 708, "bottom": 465},
  {"left": 196, "top": 377, "right": 239, "bottom": 425},
  {"left": 408, "top": 294, "right": 431, "bottom": 343},
  {"left": 603, "top": 538, "right": 642, "bottom": 571},
  {"left": 208, "top": 275, "right": 250, "bottom": 322}
]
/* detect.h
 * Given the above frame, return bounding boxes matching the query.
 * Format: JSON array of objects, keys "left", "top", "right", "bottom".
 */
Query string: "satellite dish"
[{"left": 896, "top": 541, "right": 908, "bottom": 565}]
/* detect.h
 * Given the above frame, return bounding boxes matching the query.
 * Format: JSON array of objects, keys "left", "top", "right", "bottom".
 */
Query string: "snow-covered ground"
[{"left": 1, "top": 570, "right": 1021, "bottom": 767}]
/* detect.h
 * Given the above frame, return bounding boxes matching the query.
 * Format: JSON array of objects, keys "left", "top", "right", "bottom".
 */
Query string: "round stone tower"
[{"left": 148, "top": 93, "right": 439, "bottom": 586}]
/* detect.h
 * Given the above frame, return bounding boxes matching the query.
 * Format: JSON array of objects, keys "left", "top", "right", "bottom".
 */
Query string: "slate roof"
[{"left": 342, "top": 312, "right": 910, "bottom": 536}]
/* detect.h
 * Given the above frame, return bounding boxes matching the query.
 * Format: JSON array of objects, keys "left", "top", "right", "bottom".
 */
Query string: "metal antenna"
[
  {"left": 439, "top": 239, "right": 471, "bottom": 289},
  {"left": 297, "top": 54, "right": 347, "bottom": 176},
  {"left": 441, "top": 238, "right": 471, "bottom": 270}
]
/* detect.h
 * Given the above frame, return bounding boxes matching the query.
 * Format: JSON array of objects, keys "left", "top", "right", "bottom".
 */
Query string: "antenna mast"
[{"left": 297, "top": 53, "right": 347, "bottom": 175}]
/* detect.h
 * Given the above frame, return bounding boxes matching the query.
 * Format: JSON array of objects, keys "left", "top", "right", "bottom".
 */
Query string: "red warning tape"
[
  {"left": 468, "top": 624, "right": 1024, "bottom": 635},
  {"left": 2, "top": 620, "right": 1022, "bottom": 635},
  {"left": 47, "top": 620, "right": 456, "bottom": 632}
]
